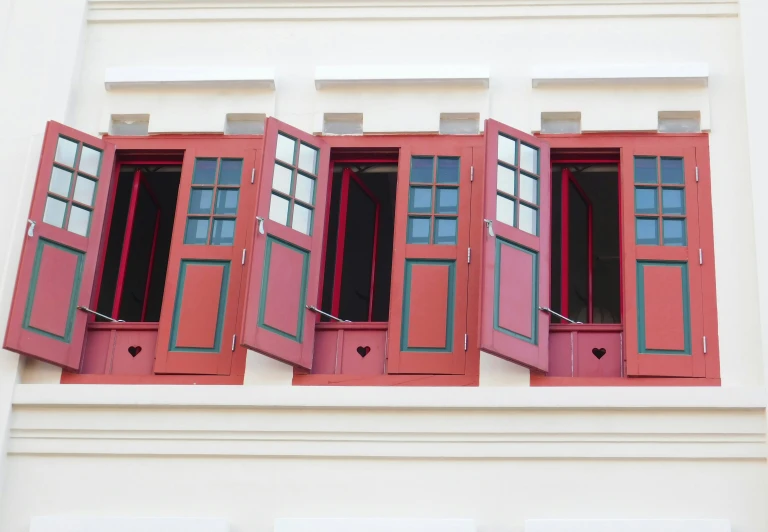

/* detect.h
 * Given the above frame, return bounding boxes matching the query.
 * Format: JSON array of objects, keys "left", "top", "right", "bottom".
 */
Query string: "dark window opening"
[
  {"left": 321, "top": 163, "right": 398, "bottom": 322},
  {"left": 96, "top": 165, "right": 181, "bottom": 322},
  {"left": 551, "top": 164, "right": 621, "bottom": 324}
]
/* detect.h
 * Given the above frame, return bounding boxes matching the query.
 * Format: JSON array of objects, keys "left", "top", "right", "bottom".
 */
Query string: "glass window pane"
[
  {"left": 636, "top": 218, "right": 659, "bottom": 245},
  {"left": 73, "top": 175, "right": 96, "bottom": 206},
  {"left": 184, "top": 217, "right": 210, "bottom": 245},
  {"left": 273, "top": 163, "right": 293, "bottom": 195},
  {"left": 435, "top": 187, "right": 458, "bottom": 214},
  {"left": 269, "top": 194, "right": 290, "bottom": 225},
  {"left": 54, "top": 136, "right": 78, "bottom": 167},
  {"left": 298, "top": 143, "right": 319, "bottom": 174},
  {"left": 436, "top": 157, "right": 460, "bottom": 184},
  {"left": 407, "top": 217, "right": 431, "bottom": 244},
  {"left": 661, "top": 157, "right": 684, "bottom": 184},
  {"left": 497, "top": 164, "right": 516, "bottom": 196},
  {"left": 218, "top": 159, "right": 242, "bottom": 185},
  {"left": 79, "top": 145, "right": 101, "bottom": 176},
  {"left": 498, "top": 134, "right": 517, "bottom": 166},
  {"left": 635, "top": 157, "right": 658, "bottom": 184},
  {"left": 520, "top": 144, "right": 539, "bottom": 174},
  {"left": 295, "top": 173, "right": 315, "bottom": 205},
  {"left": 276, "top": 133, "right": 296, "bottom": 164},
  {"left": 193, "top": 158, "right": 217, "bottom": 185},
  {"left": 519, "top": 174, "right": 538, "bottom": 204},
  {"left": 434, "top": 217, "right": 457, "bottom": 245},
  {"left": 214, "top": 189, "right": 239, "bottom": 215},
  {"left": 67, "top": 205, "right": 91, "bottom": 236},
  {"left": 189, "top": 188, "right": 213, "bottom": 214},
  {"left": 49, "top": 166, "right": 73, "bottom": 197},
  {"left": 211, "top": 218, "right": 236, "bottom": 246},
  {"left": 409, "top": 187, "right": 432, "bottom": 214},
  {"left": 496, "top": 194, "right": 516, "bottom": 228},
  {"left": 291, "top": 203, "right": 312, "bottom": 235},
  {"left": 410, "top": 156, "right": 434, "bottom": 183},
  {"left": 662, "top": 188, "right": 685, "bottom": 215},
  {"left": 43, "top": 196, "right": 67, "bottom": 228},
  {"left": 663, "top": 218, "right": 687, "bottom": 246},
  {"left": 519, "top": 204, "right": 538, "bottom": 235},
  {"left": 635, "top": 187, "right": 658, "bottom": 214}
]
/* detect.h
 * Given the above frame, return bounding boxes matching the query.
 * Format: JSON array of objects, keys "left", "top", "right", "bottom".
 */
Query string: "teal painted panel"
[
  {"left": 636, "top": 260, "right": 692, "bottom": 355},
  {"left": 493, "top": 237, "right": 539, "bottom": 345},
  {"left": 400, "top": 259, "right": 456, "bottom": 352}
]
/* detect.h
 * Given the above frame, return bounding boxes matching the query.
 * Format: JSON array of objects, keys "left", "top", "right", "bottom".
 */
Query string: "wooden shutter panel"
[
  {"left": 479, "top": 119, "right": 551, "bottom": 371},
  {"left": 4, "top": 121, "right": 115, "bottom": 371},
  {"left": 154, "top": 140, "right": 258, "bottom": 375},
  {"left": 622, "top": 141, "right": 707, "bottom": 377},
  {"left": 240, "top": 118, "right": 330, "bottom": 370}
]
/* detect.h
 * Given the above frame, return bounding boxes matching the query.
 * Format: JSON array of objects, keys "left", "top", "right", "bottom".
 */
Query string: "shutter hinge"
[
  {"left": 470, "top": 166, "right": 474, "bottom": 182},
  {"left": 467, "top": 247, "right": 471, "bottom": 264},
  {"left": 242, "top": 248, "right": 247, "bottom": 265},
  {"left": 251, "top": 168, "right": 256, "bottom": 184},
  {"left": 464, "top": 333, "right": 468, "bottom": 351},
  {"left": 232, "top": 334, "right": 237, "bottom": 351},
  {"left": 699, "top": 248, "right": 703, "bottom": 265},
  {"left": 703, "top": 335, "right": 708, "bottom": 354},
  {"left": 695, "top": 167, "right": 699, "bottom": 182}
]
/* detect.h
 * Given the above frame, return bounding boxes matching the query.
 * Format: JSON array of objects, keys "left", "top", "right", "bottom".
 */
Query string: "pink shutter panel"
[
  {"left": 4, "top": 121, "right": 116, "bottom": 371},
  {"left": 241, "top": 118, "right": 330, "bottom": 370},
  {"left": 479, "top": 119, "right": 552, "bottom": 371}
]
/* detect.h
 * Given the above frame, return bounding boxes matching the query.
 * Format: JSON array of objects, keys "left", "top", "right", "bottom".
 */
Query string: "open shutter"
[
  {"left": 4, "top": 121, "right": 115, "bottom": 370},
  {"left": 622, "top": 141, "right": 705, "bottom": 377},
  {"left": 154, "top": 140, "right": 258, "bottom": 375},
  {"left": 479, "top": 119, "right": 551, "bottom": 371},
  {"left": 241, "top": 118, "right": 330, "bottom": 370}
]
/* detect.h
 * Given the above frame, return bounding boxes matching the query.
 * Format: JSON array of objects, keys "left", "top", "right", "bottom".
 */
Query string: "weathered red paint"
[{"left": 407, "top": 263, "right": 450, "bottom": 349}]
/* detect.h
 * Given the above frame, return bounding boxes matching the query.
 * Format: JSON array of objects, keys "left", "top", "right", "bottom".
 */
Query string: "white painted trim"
[
  {"left": 315, "top": 65, "right": 490, "bottom": 89},
  {"left": 276, "top": 518, "right": 475, "bottom": 532},
  {"left": 30, "top": 517, "right": 228, "bottom": 532},
  {"left": 526, "top": 519, "right": 730, "bottom": 532},
  {"left": 531, "top": 63, "right": 709, "bottom": 87},
  {"left": 104, "top": 66, "right": 276, "bottom": 90},
  {"left": 11, "top": 384, "right": 766, "bottom": 409}
]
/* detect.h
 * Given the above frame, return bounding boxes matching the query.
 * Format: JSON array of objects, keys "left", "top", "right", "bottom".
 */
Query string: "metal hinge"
[
  {"left": 703, "top": 336, "right": 708, "bottom": 354},
  {"left": 232, "top": 334, "right": 237, "bottom": 351},
  {"left": 242, "top": 248, "right": 247, "bottom": 265},
  {"left": 699, "top": 248, "right": 703, "bottom": 265},
  {"left": 695, "top": 167, "right": 699, "bottom": 182},
  {"left": 467, "top": 247, "right": 471, "bottom": 264},
  {"left": 464, "top": 333, "right": 468, "bottom": 351},
  {"left": 470, "top": 166, "right": 474, "bottom": 182},
  {"left": 251, "top": 168, "right": 256, "bottom": 184}
]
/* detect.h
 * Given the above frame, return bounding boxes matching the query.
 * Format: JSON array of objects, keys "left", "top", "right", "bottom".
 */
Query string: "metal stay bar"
[
  {"left": 539, "top": 306, "right": 582, "bottom": 324},
  {"left": 306, "top": 305, "right": 351, "bottom": 323},
  {"left": 77, "top": 306, "right": 124, "bottom": 323}
]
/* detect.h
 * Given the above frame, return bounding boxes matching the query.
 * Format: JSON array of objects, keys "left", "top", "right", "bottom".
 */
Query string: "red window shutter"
[
  {"left": 622, "top": 141, "right": 707, "bottom": 377},
  {"left": 154, "top": 140, "right": 258, "bottom": 375},
  {"left": 387, "top": 140, "right": 472, "bottom": 374},
  {"left": 4, "top": 121, "right": 116, "bottom": 371},
  {"left": 240, "top": 118, "right": 330, "bottom": 370},
  {"left": 479, "top": 119, "right": 551, "bottom": 371}
]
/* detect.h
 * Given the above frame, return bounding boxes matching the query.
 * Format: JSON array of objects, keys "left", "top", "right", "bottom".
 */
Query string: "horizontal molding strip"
[
  {"left": 87, "top": 1, "right": 738, "bottom": 22},
  {"left": 531, "top": 63, "right": 709, "bottom": 87},
  {"left": 105, "top": 66, "right": 276, "bottom": 90},
  {"left": 315, "top": 65, "right": 490, "bottom": 89}
]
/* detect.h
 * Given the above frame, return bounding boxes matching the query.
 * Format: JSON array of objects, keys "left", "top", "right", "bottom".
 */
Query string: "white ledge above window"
[
  {"left": 104, "top": 66, "right": 276, "bottom": 90},
  {"left": 315, "top": 65, "right": 490, "bottom": 89},
  {"left": 531, "top": 63, "right": 709, "bottom": 88}
]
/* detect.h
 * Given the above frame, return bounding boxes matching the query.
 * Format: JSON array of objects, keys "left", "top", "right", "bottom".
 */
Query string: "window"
[{"left": 4, "top": 120, "right": 719, "bottom": 385}]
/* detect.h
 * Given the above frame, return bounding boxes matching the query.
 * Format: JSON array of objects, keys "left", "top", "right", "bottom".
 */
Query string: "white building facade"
[{"left": 0, "top": 1, "right": 767, "bottom": 531}]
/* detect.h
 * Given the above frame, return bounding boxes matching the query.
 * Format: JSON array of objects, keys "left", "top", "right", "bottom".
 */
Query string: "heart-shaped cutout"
[
  {"left": 128, "top": 345, "right": 142, "bottom": 357},
  {"left": 356, "top": 346, "right": 371, "bottom": 358},
  {"left": 592, "top": 347, "right": 606, "bottom": 360}
]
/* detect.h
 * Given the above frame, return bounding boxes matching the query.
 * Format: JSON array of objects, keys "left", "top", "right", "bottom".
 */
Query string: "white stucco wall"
[{"left": 0, "top": 1, "right": 766, "bottom": 531}]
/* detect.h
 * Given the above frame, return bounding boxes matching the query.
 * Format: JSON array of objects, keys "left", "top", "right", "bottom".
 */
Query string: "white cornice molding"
[
  {"left": 531, "top": 63, "right": 709, "bottom": 87},
  {"left": 315, "top": 65, "right": 490, "bottom": 89},
  {"left": 87, "top": 1, "right": 738, "bottom": 22},
  {"left": 104, "top": 66, "right": 276, "bottom": 90}
]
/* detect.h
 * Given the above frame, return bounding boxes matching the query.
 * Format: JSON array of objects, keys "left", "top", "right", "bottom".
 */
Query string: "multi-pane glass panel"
[
  {"left": 633, "top": 156, "right": 687, "bottom": 246},
  {"left": 267, "top": 131, "right": 319, "bottom": 236},
  {"left": 495, "top": 133, "right": 539, "bottom": 235},
  {"left": 184, "top": 157, "right": 242, "bottom": 245},
  {"left": 42, "top": 135, "right": 102, "bottom": 237},
  {"left": 406, "top": 155, "right": 460, "bottom": 245}
]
